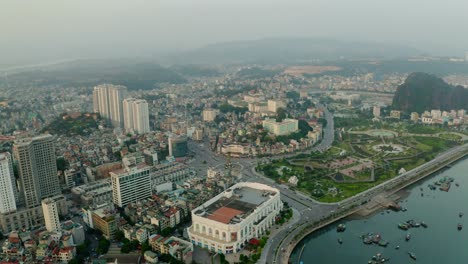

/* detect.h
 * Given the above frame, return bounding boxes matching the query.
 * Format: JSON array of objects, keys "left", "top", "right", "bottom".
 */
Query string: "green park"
[{"left": 257, "top": 113, "right": 467, "bottom": 203}]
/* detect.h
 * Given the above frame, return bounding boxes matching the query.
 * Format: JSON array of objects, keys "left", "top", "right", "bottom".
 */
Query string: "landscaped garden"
[{"left": 257, "top": 126, "right": 461, "bottom": 203}]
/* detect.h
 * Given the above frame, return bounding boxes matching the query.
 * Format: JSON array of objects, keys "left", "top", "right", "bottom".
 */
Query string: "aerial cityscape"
[{"left": 1, "top": 1, "right": 468, "bottom": 264}]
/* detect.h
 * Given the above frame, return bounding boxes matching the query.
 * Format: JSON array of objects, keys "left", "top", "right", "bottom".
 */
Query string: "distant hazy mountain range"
[
  {"left": 392, "top": 72, "right": 468, "bottom": 113},
  {"left": 166, "top": 38, "right": 421, "bottom": 64}
]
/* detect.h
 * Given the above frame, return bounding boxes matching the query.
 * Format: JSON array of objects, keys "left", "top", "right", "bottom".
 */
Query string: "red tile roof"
[{"left": 207, "top": 207, "right": 243, "bottom": 224}]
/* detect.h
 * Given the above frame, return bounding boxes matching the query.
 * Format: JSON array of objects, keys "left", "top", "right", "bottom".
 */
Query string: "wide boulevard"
[{"left": 188, "top": 102, "right": 337, "bottom": 263}]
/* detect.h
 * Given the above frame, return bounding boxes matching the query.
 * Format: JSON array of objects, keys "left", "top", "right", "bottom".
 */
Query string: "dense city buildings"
[
  {"left": 0, "top": 152, "right": 18, "bottom": 214},
  {"left": 13, "top": 134, "right": 60, "bottom": 208},
  {"left": 262, "top": 118, "right": 299, "bottom": 136},
  {"left": 267, "top": 99, "right": 286, "bottom": 113},
  {"left": 110, "top": 163, "right": 152, "bottom": 207},
  {"left": 41, "top": 198, "right": 61, "bottom": 233},
  {"left": 202, "top": 108, "right": 218, "bottom": 122},
  {"left": 373, "top": 106, "right": 381, "bottom": 118},
  {"left": 188, "top": 182, "right": 283, "bottom": 254},
  {"left": 93, "top": 84, "right": 128, "bottom": 127},
  {"left": 123, "top": 98, "right": 150, "bottom": 134},
  {"left": 82, "top": 203, "right": 120, "bottom": 239},
  {"left": 168, "top": 135, "right": 189, "bottom": 158}
]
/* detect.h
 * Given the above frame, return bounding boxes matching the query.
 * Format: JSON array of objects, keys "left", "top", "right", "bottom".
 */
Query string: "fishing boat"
[
  {"left": 395, "top": 245, "right": 400, "bottom": 250},
  {"left": 363, "top": 237, "right": 372, "bottom": 244},
  {"left": 408, "top": 252, "right": 417, "bottom": 260},
  {"left": 372, "top": 234, "right": 382, "bottom": 243},
  {"left": 421, "top": 221, "right": 428, "bottom": 228},
  {"left": 398, "top": 223, "right": 409, "bottom": 230},
  {"left": 338, "top": 238, "right": 343, "bottom": 244},
  {"left": 378, "top": 240, "right": 389, "bottom": 247},
  {"left": 337, "top": 224, "right": 346, "bottom": 232},
  {"left": 459, "top": 212, "right": 464, "bottom": 218},
  {"left": 458, "top": 223, "right": 463, "bottom": 230},
  {"left": 455, "top": 183, "right": 460, "bottom": 187},
  {"left": 405, "top": 233, "right": 411, "bottom": 241},
  {"left": 439, "top": 182, "right": 451, "bottom": 192}
]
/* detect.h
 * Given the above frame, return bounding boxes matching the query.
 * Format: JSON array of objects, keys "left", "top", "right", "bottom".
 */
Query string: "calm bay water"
[{"left": 291, "top": 158, "right": 468, "bottom": 264}]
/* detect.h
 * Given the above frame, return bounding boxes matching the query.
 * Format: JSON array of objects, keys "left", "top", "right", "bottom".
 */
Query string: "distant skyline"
[{"left": 1, "top": 0, "right": 468, "bottom": 66}]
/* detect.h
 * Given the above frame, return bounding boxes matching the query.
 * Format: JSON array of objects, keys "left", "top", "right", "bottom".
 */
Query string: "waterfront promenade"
[{"left": 276, "top": 142, "right": 468, "bottom": 264}]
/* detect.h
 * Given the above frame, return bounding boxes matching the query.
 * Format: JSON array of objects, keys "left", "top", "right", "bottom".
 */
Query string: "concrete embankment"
[{"left": 284, "top": 144, "right": 468, "bottom": 264}]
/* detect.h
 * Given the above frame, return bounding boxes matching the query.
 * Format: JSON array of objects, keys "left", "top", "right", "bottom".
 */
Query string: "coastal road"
[
  {"left": 272, "top": 142, "right": 468, "bottom": 264},
  {"left": 187, "top": 103, "right": 337, "bottom": 264}
]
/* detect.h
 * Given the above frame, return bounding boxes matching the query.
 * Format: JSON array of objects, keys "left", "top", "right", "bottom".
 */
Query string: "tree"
[
  {"left": 97, "top": 238, "right": 110, "bottom": 254},
  {"left": 161, "top": 227, "right": 173, "bottom": 237},
  {"left": 121, "top": 243, "right": 132, "bottom": 253},
  {"left": 141, "top": 241, "right": 151, "bottom": 254},
  {"left": 56, "top": 157, "right": 69, "bottom": 171},
  {"left": 286, "top": 91, "right": 300, "bottom": 100},
  {"left": 219, "top": 253, "right": 229, "bottom": 264},
  {"left": 114, "top": 230, "right": 125, "bottom": 241},
  {"left": 276, "top": 108, "right": 287, "bottom": 122},
  {"left": 113, "top": 151, "right": 122, "bottom": 161},
  {"left": 318, "top": 118, "right": 328, "bottom": 128}
]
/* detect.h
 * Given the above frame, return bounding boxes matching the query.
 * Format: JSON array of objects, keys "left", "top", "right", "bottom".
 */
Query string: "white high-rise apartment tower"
[
  {"left": 42, "top": 197, "right": 61, "bottom": 233},
  {"left": 110, "top": 163, "right": 152, "bottom": 207},
  {"left": 13, "top": 134, "right": 60, "bottom": 208},
  {"left": 0, "top": 153, "right": 18, "bottom": 214},
  {"left": 132, "top": 99, "right": 150, "bottom": 134},
  {"left": 123, "top": 98, "right": 137, "bottom": 131},
  {"left": 93, "top": 84, "right": 128, "bottom": 127},
  {"left": 123, "top": 98, "right": 150, "bottom": 134}
]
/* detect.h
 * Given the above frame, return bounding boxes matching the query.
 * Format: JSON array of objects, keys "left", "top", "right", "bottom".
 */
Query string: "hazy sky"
[{"left": 1, "top": 0, "right": 468, "bottom": 65}]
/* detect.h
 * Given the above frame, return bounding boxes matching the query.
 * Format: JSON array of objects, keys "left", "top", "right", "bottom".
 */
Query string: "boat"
[
  {"left": 458, "top": 223, "right": 463, "bottom": 230},
  {"left": 408, "top": 252, "right": 417, "bottom": 260},
  {"left": 421, "top": 222, "right": 428, "bottom": 228},
  {"left": 363, "top": 237, "right": 372, "bottom": 244},
  {"left": 395, "top": 245, "right": 400, "bottom": 250},
  {"left": 398, "top": 223, "right": 409, "bottom": 230},
  {"left": 459, "top": 212, "right": 464, "bottom": 218},
  {"left": 372, "top": 234, "right": 382, "bottom": 243},
  {"left": 428, "top": 184, "right": 436, "bottom": 190},
  {"left": 406, "top": 219, "right": 416, "bottom": 227},
  {"left": 405, "top": 233, "right": 411, "bottom": 241},
  {"left": 413, "top": 222, "right": 421, "bottom": 228},
  {"left": 378, "top": 240, "right": 389, "bottom": 247},
  {"left": 455, "top": 183, "right": 460, "bottom": 187},
  {"left": 338, "top": 238, "right": 343, "bottom": 244},
  {"left": 337, "top": 224, "right": 346, "bottom": 232},
  {"left": 439, "top": 182, "right": 451, "bottom": 192},
  {"left": 402, "top": 207, "right": 408, "bottom": 212}
]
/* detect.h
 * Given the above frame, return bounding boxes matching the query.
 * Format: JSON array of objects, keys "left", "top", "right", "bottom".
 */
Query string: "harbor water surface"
[{"left": 291, "top": 158, "right": 468, "bottom": 264}]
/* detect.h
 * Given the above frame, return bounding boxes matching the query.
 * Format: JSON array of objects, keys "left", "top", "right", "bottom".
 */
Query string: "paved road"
[
  {"left": 273, "top": 142, "right": 468, "bottom": 264},
  {"left": 187, "top": 102, "right": 468, "bottom": 264},
  {"left": 187, "top": 103, "right": 337, "bottom": 264}
]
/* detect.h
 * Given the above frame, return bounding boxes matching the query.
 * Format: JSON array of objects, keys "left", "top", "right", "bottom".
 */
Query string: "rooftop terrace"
[{"left": 194, "top": 185, "right": 277, "bottom": 225}]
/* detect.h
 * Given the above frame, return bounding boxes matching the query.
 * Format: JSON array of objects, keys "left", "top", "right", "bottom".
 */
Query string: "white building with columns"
[{"left": 187, "top": 182, "right": 282, "bottom": 254}]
